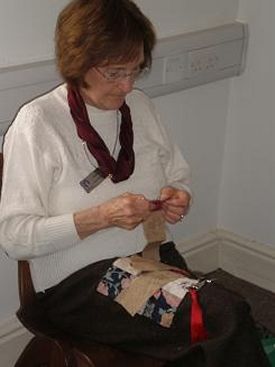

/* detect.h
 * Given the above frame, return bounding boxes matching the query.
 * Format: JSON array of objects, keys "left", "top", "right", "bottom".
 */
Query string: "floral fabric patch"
[
  {"left": 96, "top": 265, "right": 134, "bottom": 299},
  {"left": 138, "top": 288, "right": 182, "bottom": 327}
]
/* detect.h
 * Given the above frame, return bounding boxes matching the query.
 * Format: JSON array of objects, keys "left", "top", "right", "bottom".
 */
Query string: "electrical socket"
[
  {"left": 164, "top": 54, "right": 187, "bottom": 84},
  {"left": 187, "top": 46, "right": 220, "bottom": 77}
]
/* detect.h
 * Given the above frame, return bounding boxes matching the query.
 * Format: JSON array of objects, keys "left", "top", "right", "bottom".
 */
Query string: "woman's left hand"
[{"left": 159, "top": 186, "right": 191, "bottom": 224}]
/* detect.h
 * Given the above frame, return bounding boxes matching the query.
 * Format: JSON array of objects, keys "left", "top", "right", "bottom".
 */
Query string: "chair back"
[
  {"left": 0, "top": 152, "right": 3, "bottom": 197},
  {"left": 18, "top": 260, "right": 37, "bottom": 308}
]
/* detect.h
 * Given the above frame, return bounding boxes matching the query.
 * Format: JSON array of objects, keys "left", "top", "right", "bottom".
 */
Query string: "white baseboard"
[
  {"left": 1, "top": 228, "right": 275, "bottom": 365},
  {"left": 178, "top": 228, "right": 275, "bottom": 293},
  {"left": 216, "top": 229, "right": 275, "bottom": 293},
  {"left": 178, "top": 230, "right": 220, "bottom": 273}
]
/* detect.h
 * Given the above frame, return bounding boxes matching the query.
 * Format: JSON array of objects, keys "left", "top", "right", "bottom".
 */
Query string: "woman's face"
[{"left": 81, "top": 46, "right": 145, "bottom": 110}]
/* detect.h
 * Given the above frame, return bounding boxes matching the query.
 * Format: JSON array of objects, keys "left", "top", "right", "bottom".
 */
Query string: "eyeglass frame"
[{"left": 94, "top": 65, "right": 149, "bottom": 82}]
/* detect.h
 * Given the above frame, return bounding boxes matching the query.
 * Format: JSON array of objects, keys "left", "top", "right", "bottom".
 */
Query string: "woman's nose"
[{"left": 117, "top": 77, "right": 135, "bottom": 93}]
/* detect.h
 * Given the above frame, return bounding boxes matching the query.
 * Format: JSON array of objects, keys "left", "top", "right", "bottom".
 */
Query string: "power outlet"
[
  {"left": 164, "top": 54, "right": 187, "bottom": 84},
  {"left": 187, "top": 46, "right": 220, "bottom": 76}
]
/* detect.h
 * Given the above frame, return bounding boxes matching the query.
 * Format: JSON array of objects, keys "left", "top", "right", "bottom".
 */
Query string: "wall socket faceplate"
[
  {"left": 164, "top": 53, "right": 187, "bottom": 84},
  {"left": 136, "top": 21, "right": 248, "bottom": 97},
  {"left": 187, "top": 39, "right": 244, "bottom": 77}
]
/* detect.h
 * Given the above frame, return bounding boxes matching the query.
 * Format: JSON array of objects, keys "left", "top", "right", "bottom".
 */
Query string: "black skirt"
[{"left": 37, "top": 242, "right": 270, "bottom": 367}]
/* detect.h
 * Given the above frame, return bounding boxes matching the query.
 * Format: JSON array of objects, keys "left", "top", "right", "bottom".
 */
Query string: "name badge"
[{"left": 80, "top": 168, "right": 106, "bottom": 193}]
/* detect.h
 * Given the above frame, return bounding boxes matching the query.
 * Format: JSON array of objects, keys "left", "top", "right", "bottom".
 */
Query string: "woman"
[{"left": 0, "top": 1, "right": 270, "bottom": 366}]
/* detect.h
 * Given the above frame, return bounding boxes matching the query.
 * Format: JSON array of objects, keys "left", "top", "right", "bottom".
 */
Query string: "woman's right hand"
[
  {"left": 99, "top": 193, "right": 151, "bottom": 230},
  {"left": 74, "top": 193, "right": 151, "bottom": 239}
]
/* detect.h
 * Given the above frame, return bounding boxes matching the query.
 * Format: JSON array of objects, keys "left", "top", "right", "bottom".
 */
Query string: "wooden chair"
[
  {"left": 0, "top": 153, "right": 166, "bottom": 367},
  {"left": 0, "top": 152, "right": 2, "bottom": 198}
]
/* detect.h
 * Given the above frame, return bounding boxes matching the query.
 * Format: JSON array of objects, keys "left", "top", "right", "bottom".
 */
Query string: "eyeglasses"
[{"left": 95, "top": 66, "right": 149, "bottom": 82}]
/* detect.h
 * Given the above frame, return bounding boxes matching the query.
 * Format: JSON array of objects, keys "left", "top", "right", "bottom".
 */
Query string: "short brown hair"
[{"left": 55, "top": 0, "right": 156, "bottom": 87}]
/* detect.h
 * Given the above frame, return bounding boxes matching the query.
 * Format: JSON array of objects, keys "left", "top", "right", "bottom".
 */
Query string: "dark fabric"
[
  {"left": 37, "top": 242, "right": 271, "bottom": 367},
  {"left": 67, "top": 86, "right": 135, "bottom": 183}
]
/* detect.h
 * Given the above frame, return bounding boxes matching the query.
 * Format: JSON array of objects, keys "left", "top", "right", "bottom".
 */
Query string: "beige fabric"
[
  {"left": 115, "top": 255, "right": 189, "bottom": 316},
  {"left": 142, "top": 211, "right": 166, "bottom": 260},
  {"left": 116, "top": 269, "right": 181, "bottom": 316},
  {"left": 129, "top": 255, "right": 182, "bottom": 273},
  {"left": 142, "top": 241, "right": 161, "bottom": 261}
]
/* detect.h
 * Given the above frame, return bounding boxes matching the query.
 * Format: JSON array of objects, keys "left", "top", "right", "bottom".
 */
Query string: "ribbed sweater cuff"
[{"left": 37, "top": 213, "right": 80, "bottom": 252}]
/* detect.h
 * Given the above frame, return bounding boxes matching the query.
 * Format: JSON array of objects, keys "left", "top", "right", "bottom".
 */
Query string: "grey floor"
[{"left": 206, "top": 268, "right": 275, "bottom": 337}]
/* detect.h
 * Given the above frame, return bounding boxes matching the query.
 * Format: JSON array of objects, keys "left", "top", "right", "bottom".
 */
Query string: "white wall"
[
  {"left": 0, "top": 0, "right": 239, "bottom": 66},
  {"left": 135, "top": 0, "right": 239, "bottom": 37},
  {"left": 0, "top": 0, "right": 69, "bottom": 67},
  {"left": 218, "top": 0, "right": 275, "bottom": 246},
  {"left": 0, "top": 0, "right": 239, "bottom": 324}
]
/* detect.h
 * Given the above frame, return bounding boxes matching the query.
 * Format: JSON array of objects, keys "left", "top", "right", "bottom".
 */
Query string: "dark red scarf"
[{"left": 67, "top": 86, "right": 135, "bottom": 183}]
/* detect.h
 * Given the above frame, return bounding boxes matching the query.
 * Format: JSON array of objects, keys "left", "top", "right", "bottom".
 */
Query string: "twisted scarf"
[{"left": 67, "top": 86, "right": 135, "bottom": 183}]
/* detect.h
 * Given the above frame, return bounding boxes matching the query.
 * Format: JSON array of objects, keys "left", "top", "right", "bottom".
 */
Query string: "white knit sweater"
[{"left": 0, "top": 84, "right": 191, "bottom": 291}]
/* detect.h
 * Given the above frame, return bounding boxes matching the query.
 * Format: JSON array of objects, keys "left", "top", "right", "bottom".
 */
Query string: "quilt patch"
[
  {"left": 97, "top": 265, "right": 134, "bottom": 299},
  {"left": 97, "top": 256, "right": 200, "bottom": 328}
]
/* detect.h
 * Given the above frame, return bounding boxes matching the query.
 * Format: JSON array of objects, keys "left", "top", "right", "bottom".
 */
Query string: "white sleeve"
[{"left": 0, "top": 106, "right": 79, "bottom": 260}]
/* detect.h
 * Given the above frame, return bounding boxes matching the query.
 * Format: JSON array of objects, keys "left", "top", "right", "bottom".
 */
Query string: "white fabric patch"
[{"left": 162, "top": 277, "right": 199, "bottom": 299}]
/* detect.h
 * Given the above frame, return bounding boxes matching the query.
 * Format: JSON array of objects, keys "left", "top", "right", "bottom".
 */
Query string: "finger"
[
  {"left": 159, "top": 186, "right": 175, "bottom": 201},
  {"left": 163, "top": 211, "right": 179, "bottom": 224},
  {"left": 164, "top": 211, "right": 186, "bottom": 224},
  {"left": 162, "top": 203, "right": 189, "bottom": 222},
  {"left": 162, "top": 201, "right": 189, "bottom": 216},
  {"left": 163, "top": 192, "right": 190, "bottom": 205}
]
